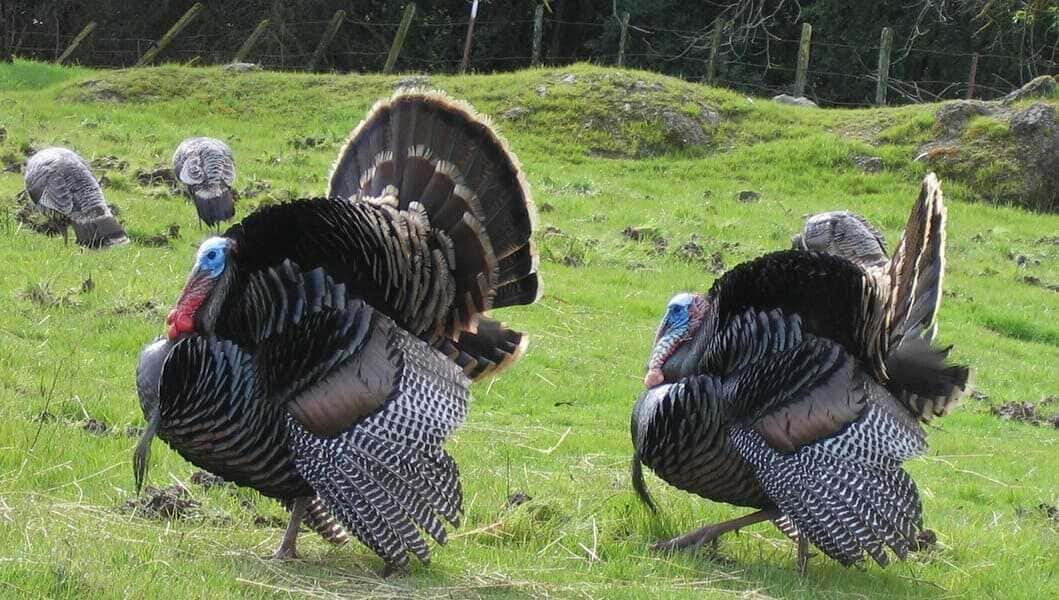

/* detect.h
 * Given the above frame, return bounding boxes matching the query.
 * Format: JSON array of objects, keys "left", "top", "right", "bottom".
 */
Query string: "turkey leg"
[
  {"left": 273, "top": 497, "right": 309, "bottom": 559},
  {"left": 651, "top": 509, "right": 780, "bottom": 553}
]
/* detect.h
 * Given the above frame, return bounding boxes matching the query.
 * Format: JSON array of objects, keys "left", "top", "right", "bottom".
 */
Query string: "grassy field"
[{"left": 0, "top": 59, "right": 1056, "bottom": 599}]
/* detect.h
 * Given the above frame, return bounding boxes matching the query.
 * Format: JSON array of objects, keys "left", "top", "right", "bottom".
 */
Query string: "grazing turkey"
[
  {"left": 631, "top": 173, "right": 969, "bottom": 572},
  {"left": 791, "top": 211, "right": 888, "bottom": 276},
  {"left": 135, "top": 91, "right": 539, "bottom": 573},
  {"left": 24, "top": 147, "right": 128, "bottom": 248},
  {"left": 172, "top": 137, "right": 237, "bottom": 226}
]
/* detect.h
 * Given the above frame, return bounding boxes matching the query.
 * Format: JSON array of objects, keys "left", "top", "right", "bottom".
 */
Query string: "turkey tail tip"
[
  {"left": 885, "top": 336, "right": 970, "bottom": 421},
  {"left": 631, "top": 451, "right": 658, "bottom": 513},
  {"left": 133, "top": 407, "right": 162, "bottom": 494},
  {"left": 73, "top": 215, "right": 128, "bottom": 249}
]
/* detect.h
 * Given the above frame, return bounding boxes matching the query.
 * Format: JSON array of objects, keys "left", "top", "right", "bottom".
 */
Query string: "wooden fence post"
[
  {"left": 308, "top": 10, "right": 346, "bottom": 71},
  {"left": 58, "top": 21, "right": 97, "bottom": 64},
  {"left": 617, "top": 12, "right": 630, "bottom": 67},
  {"left": 875, "top": 27, "right": 893, "bottom": 105},
  {"left": 384, "top": 3, "right": 417, "bottom": 73},
  {"left": 136, "top": 3, "right": 205, "bottom": 66},
  {"left": 531, "top": 4, "right": 544, "bottom": 66},
  {"left": 793, "top": 22, "right": 812, "bottom": 97},
  {"left": 706, "top": 18, "right": 723, "bottom": 85},
  {"left": 233, "top": 19, "right": 270, "bottom": 63},
  {"left": 966, "top": 53, "right": 979, "bottom": 99},
  {"left": 460, "top": 0, "right": 480, "bottom": 74}
]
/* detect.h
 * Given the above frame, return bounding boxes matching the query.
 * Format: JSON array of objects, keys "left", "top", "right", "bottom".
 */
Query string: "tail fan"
[
  {"left": 436, "top": 317, "right": 529, "bottom": 381},
  {"left": 886, "top": 173, "right": 947, "bottom": 346},
  {"left": 72, "top": 214, "right": 128, "bottom": 248},
  {"left": 884, "top": 336, "right": 970, "bottom": 421},
  {"left": 327, "top": 90, "right": 540, "bottom": 315}
]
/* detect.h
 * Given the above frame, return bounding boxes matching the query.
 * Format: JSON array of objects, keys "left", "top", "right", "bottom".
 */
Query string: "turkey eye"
[{"left": 206, "top": 250, "right": 218, "bottom": 261}]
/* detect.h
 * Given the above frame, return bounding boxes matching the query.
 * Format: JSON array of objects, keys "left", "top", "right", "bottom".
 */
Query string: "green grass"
[{"left": 0, "top": 60, "right": 1057, "bottom": 599}]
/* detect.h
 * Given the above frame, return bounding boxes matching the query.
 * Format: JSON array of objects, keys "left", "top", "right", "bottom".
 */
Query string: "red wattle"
[{"left": 167, "top": 308, "right": 196, "bottom": 340}]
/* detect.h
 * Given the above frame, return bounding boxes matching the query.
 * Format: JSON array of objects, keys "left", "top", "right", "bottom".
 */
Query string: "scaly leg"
[
  {"left": 273, "top": 497, "right": 309, "bottom": 559},
  {"left": 797, "top": 532, "right": 811, "bottom": 576},
  {"left": 651, "top": 509, "right": 779, "bottom": 553}
]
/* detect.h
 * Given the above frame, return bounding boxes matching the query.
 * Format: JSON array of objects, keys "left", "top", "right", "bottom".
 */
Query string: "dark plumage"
[
  {"left": 632, "top": 173, "right": 969, "bottom": 572},
  {"left": 173, "top": 137, "right": 237, "bottom": 226},
  {"left": 136, "top": 92, "right": 539, "bottom": 572},
  {"left": 24, "top": 147, "right": 128, "bottom": 248}
]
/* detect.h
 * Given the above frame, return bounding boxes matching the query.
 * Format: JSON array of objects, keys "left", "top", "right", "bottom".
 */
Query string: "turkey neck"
[{"left": 661, "top": 303, "right": 716, "bottom": 381}]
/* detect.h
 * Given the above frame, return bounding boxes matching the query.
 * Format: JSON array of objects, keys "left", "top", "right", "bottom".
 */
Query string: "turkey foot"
[
  {"left": 651, "top": 509, "right": 779, "bottom": 553},
  {"left": 271, "top": 497, "right": 309, "bottom": 559}
]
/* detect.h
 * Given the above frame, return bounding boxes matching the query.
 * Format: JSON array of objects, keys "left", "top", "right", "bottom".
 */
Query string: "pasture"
[{"left": 0, "top": 60, "right": 1056, "bottom": 598}]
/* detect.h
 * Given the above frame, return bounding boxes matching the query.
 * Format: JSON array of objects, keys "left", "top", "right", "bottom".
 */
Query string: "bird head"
[
  {"left": 644, "top": 292, "right": 709, "bottom": 388},
  {"left": 166, "top": 236, "right": 235, "bottom": 340}
]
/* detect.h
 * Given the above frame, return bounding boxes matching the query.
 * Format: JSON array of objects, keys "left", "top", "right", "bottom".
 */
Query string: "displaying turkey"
[
  {"left": 135, "top": 91, "right": 539, "bottom": 573},
  {"left": 24, "top": 147, "right": 128, "bottom": 248},
  {"left": 172, "top": 137, "right": 237, "bottom": 226},
  {"left": 631, "top": 173, "right": 969, "bottom": 572}
]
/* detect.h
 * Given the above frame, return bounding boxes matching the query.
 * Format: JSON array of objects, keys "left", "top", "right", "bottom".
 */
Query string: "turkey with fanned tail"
[
  {"left": 135, "top": 91, "right": 539, "bottom": 573},
  {"left": 631, "top": 173, "right": 969, "bottom": 572}
]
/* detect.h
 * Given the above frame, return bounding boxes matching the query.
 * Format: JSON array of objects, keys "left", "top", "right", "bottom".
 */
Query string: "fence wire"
[{"left": 6, "top": 12, "right": 1056, "bottom": 108}]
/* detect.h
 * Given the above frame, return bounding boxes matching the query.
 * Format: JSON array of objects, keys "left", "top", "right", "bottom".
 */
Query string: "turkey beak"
[{"left": 133, "top": 407, "right": 162, "bottom": 494}]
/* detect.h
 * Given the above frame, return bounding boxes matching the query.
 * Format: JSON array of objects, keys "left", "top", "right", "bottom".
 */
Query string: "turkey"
[
  {"left": 172, "top": 137, "right": 237, "bottom": 226},
  {"left": 24, "top": 147, "right": 129, "bottom": 248},
  {"left": 791, "top": 211, "right": 888, "bottom": 277},
  {"left": 631, "top": 173, "right": 969, "bottom": 573},
  {"left": 135, "top": 91, "right": 539, "bottom": 573}
]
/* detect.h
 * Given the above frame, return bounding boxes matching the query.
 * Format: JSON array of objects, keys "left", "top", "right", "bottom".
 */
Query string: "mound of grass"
[{"left": 0, "top": 60, "right": 1056, "bottom": 599}]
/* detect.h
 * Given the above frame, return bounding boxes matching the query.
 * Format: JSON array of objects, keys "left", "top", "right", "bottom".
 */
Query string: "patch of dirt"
[
  {"left": 123, "top": 484, "right": 199, "bottom": 519},
  {"left": 76, "top": 79, "right": 126, "bottom": 103},
  {"left": 622, "top": 226, "right": 661, "bottom": 242},
  {"left": 14, "top": 202, "right": 67, "bottom": 237},
  {"left": 676, "top": 239, "right": 704, "bottom": 261},
  {"left": 131, "top": 232, "right": 170, "bottom": 247},
  {"left": 124, "top": 426, "right": 144, "bottom": 438},
  {"left": 240, "top": 179, "right": 272, "bottom": 199},
  {"left": 538, "top": 202, "right": 555, "bottom": 213},
  {"left": 707, "top": 251, "right": 726, "bottom": 274},
  {"left": 109, "top": 299, "right": 166, "bottom": 321},
  {"left": 1040, "top": 503, "right": 1059, "bottom": 523},
  {"left": 912, "top": 528, "right": 938, "bottom": 552},
  {"left": 289, "top": 136, "right": 325, "bottom": 150},
  {"left": 189, "top": 471, "right": 227, "bottom": 490},
  {"left": 1, "top": 151, "right": 25, "bottom": 173},
  {"left": 135, "top": 165, "right": 178, "bottom": 188},
  {"left": 1021, "top": 275, "right": 1059, "bottom": 293},
  {"left": 736, "top": 190, "right": 761, "bottom": 203},
  {"left": 82, "top": 418, "right": 108, "bottom": 435},
  {"left": 91, "top": 155, "right": 127, "bottom": 171},
  {"left": 505, "top": 491, "right": 532, "bottom": 509},
  {"left": 253, "top": 514, "right": 288, "bottom": 528},
  {"left": 990, "top": 397, "right": 1059, "bottom": 427}
]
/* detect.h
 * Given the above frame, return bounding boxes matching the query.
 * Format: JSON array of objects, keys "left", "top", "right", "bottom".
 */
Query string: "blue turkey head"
[
  {"left": 167, "top": 236, "right": 236, "bottom": 340},
  {"left": 645, "top": 292, "right": 708, "bottom": 388}
]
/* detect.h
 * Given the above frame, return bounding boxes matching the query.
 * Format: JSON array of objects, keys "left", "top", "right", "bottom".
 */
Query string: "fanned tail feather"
[
  {"left": 327, "top": 90, "right": 540, "bottom": 325},
  {"left": 436, "top": 317, "right": 529, "bottom": 381},
  {"left": 885, "top": 336, "right": 970, "bottom": 421},
  {"left": 72, "top": 214, "right": 128, "bottom": 248}
]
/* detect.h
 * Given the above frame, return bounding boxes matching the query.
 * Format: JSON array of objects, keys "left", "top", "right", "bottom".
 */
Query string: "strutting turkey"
[
  {"left": 631, "top": 173, "right": 970, "bottom": 572},
  {"left": 172, "top": 137, "right": 237, "bottom": 227},
  {"left": 135, "top": 91, "right": 539, "bottom": 573},
  {"left": 24, "top": 147, "right": 129, "bottom": 248}
]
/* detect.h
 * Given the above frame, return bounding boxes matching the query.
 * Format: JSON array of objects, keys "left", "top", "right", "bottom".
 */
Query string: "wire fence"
[{"left": 6, "top": 7, "right": 1057, "bottom": 108}]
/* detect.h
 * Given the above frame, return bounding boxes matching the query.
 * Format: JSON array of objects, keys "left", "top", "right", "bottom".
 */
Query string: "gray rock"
[
  {"left": 1001, "top": 75, "right": 1057, "bottom": 105},
  {"left": 394, "top": 75, "right": 430, "bottom": 90},
  {"left": 502, "top": 106, "right": 529, "bottom": 120},
  {"left": 632, "top": 80, "right": 663, "bottom": 92},
  {"left": 934, "top": 100, "right": 1003, "bottom": 139},
  {"left": 737, "top": 190, "right": 761, "bottom": 203},
  {"left": 559, "top": 73, "right": 577, "bottom": 85},
  {"left": 659, "top": 110, "right": 709, "bottom": 147},
  {"left": 223, "top": 62, "right": 261, "bottom": 73},
  {"left": 535, "top": 85, "right": 548, "bottom": 97},
  {"left": 854, "top": 155, "right": 884, "bottom": 173},
  {"left": 772, "top": 94, "right": 817, "bottom": 108}
]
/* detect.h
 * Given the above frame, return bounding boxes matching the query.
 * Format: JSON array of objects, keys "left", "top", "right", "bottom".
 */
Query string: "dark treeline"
[{"left": 3, "top": 1, "right": 1057, "bottom": 106}]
